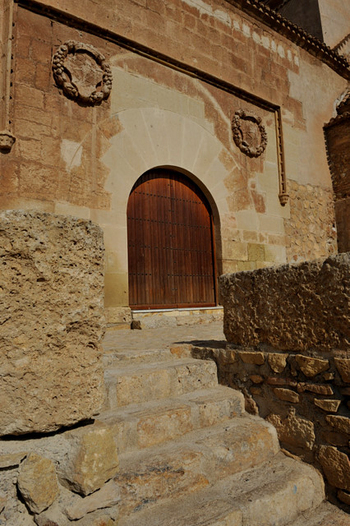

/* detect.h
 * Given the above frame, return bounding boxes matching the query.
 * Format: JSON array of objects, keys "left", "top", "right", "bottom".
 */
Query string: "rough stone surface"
[
  {"left": 220, "top": 254, "right": 350, "bottom": 351},
  {"left": 0, "top": 452, "right": 27, "bottom": 468},
  {"left": 0, "top": 210, "right": 105, "bottom": 436},
  {"left": 319, "top": 446, "right": 350, "bottom": 491},
  {"left": 17, "top": 453, "right": 59, "bottom": 514},
  {"left": 238, "top": 351, "right": 265, "bottom": 365},
  {"left": 274, "top": 388, "right": 300, "bottom": 403},
  {"left": 268, "top": 353, "right": 287, "bottom": 373},
  {"left": 334, "top": 358, "right": 350, "bottom": 383},
  {"left": 295, "top": 355, "right": 330, "bottom": 377},
  {"left": 297, "top": 383, "right": 334, "bottom": 395},
  {"left": 58, "top": 421, "right": 119, "bottom": 496},
  {"left": 314, "top": 399, "right": 341, "bottom": 413},
  {"left": 326, "top": 415, "right": 350, "bottom": 434},
  {"left": 267, "top": 411, "right": 315, "bottom": 451},
  {"left": 65, "top": 480, "right": 120, "bottom": 520}
]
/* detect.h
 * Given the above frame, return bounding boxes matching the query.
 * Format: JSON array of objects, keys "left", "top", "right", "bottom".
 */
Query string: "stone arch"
[{"left": 100, "top": 108, "right": 240, "bottom": 309}]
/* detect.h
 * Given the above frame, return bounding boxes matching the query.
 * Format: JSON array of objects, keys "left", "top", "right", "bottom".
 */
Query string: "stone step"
[
  {"left": 103, "top": 347, "right": 177, "bottom": 368},
  {"left": 99, "top": 385, "right": 245, "bottom": 454},
  {"left": 116, "top": 415, "right": 280, "bottom": 516},
  {"left": 117, "top": 452, "right": 324, "bottom": 525},
  {"left": 286, "top": 501, "right": 350, "bottom": 525},
  {"left": 104, "top": 358, "right": 218, "bottom": 409}
]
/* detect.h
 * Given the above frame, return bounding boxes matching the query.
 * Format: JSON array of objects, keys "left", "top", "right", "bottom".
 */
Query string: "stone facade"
[
  {"left": 220, "top": 253, "right": 350, "bottom": 351},
  {"left": 209, "top": 255, "right": 350, "bottom": 507},
  {"left": 0, "top": 0, "right": 348, "bottom": 321},
  {"left": 0, "top": 211, "right": 106, "bottom": 436}
]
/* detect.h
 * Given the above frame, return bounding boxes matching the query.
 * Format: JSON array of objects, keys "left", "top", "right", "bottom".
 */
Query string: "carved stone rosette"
[
  {"left": 52, "top": 41, "right": 113, "bottom": 105},
  {"left": 232, "top": 109, "right": 267, "bottom": 158}
]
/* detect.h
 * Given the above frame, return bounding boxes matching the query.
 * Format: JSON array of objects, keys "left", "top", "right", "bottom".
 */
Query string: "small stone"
[
  {"left": 274, "top": 388, "right": 300, "bottom": 403},
  {"left": 268, "top": 353, "right": 287, "bottom": 373},
  {"left": 334, "top": 358, "right": 350, "bottom": 383},
  {"left": 326, "top": 415, "right": 350, "bottom": 434},
  {"left": 338, "top": 490, "right": 350, "bottom": 506},
  {"left": 58, "top": 421, "right": 119, "bottom": 496},
  {"left": 0, "top": 452, "right": 27, "bottom": 468},
  {"left": 131, "top": 320, "right": 142, "bottom": 330},
  {"left": 250, "top": 375, "right": 263, "bottom": 384},
  {"left": 65, "top": 480, "right": 121, "bottom": 520},
  {"left": 295, "top": 355, "right": 329, "bottom": 377},
  {"left": 250, "top": 387, "right": 262, "bottom": 395},
  {"left": 342, "top": 388, "right": 350, "bottom": 396},
  {"left": 297, "top": 383, "right": 334, "bottom": 395},
  {"left": 238, "top": 351, "right": 265, "bottom": 365},
  {"left": 319, "top": 446, "right": 350, "bottom": 491},
  {"left": 323, "top": 372, "right": 334, "bottom": 381},
  {"left": 314, "top": 399, "right": 341, "bottom": 413},
  {"left": 17, "top": 453, "right": 59, "bottom": 514}
]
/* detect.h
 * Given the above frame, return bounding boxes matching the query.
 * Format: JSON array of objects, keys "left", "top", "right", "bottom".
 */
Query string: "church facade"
[{"left": 1, "top": 0, "right": 349, "bottom": 324}]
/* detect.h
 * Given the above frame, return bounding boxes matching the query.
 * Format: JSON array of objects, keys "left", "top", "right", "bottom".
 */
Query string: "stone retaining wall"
[
  {"left": 0, "top": 211, "right": 106, "bottom": 436},
  {"left": 210, "top": 254, "right": 350, "bottom": 508}
]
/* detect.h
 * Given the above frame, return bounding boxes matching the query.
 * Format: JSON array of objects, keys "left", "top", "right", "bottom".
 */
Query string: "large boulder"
[{"left": 0, "top": 211, "right": 106, "bottom": 436}]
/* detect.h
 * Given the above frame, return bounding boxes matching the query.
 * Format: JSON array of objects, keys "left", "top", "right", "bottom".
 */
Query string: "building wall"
[
  {"left": 0, "top": 0, "right": 347, "bottom": 319},
  {"left": 318, "top": 0, "right": 350, "bottom": 48}
]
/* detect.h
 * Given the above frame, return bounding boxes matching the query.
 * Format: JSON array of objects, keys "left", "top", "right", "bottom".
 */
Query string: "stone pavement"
[{"left": 102, "top": 320, "right": 226, "bottom": 351}]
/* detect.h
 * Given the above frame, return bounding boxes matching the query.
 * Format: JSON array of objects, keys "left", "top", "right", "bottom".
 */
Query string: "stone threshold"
[{"left": 131, "top": 306, "right": 224, "bottom": 329}]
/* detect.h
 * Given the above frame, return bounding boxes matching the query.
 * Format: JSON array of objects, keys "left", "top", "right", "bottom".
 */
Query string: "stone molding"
[
  {"left": 52, "top": 40, "right": 113, "bottom": 105},
  {"left": 0, "top": 130, "right": 16, "bottom": 152},
  {"left": 232, "top": 109, "right": 267, "bottom": 158}
]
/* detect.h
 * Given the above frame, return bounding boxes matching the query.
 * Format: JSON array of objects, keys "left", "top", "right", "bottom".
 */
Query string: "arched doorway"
[{"left": 127, "top": 168, "right": 217, "bottom": 309}]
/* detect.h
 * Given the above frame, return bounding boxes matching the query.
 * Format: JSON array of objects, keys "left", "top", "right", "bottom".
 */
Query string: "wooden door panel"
[{"left": 127, "top": 169, "right": 216, "bottom": 309}]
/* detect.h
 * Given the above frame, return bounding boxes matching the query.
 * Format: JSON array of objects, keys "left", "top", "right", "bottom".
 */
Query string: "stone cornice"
[{"left": 225, "top": 0, "right": 350, "bottom": 80}]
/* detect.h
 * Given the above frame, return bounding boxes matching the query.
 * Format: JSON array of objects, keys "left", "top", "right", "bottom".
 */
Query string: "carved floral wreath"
[
  {"left": 52, "top": 40, "right": 113, "bottom": 105},
  {"left": 232, "top": 109, "right": 267, "bottom": 158}
]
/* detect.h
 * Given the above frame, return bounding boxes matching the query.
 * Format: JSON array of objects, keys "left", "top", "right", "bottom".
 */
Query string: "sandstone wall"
[
  {"left": 0, "top": 210, "right": 106, "bottom": 436},
  {"left": 220, "top": 253, "right": 350, "bottom": 351},
  {"left": 213, "top": 254, "right": 350, "bottom": 507},
  {"left": 0, "top": 0, "right": 346, "bottom": 318}
]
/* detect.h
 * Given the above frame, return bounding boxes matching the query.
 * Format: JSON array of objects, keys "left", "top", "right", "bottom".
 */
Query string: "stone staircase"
[{"left": 100, "top": 339, "right": 350, "bottom": 526}]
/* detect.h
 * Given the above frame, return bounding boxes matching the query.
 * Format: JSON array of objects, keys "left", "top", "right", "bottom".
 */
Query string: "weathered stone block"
[
  {"left": 238, "top": 351, "right": 265, "bottom": 365},
  {"left": 274, "top": 388, "right": 300, "bottom": 403},
  {"left": 319, "top": 446, "right": 350, "bottom": 491},
  {"left": 65, "top": 480, "right": 120, "bottom": 520},
  {"left": 297, "top": 383, "right": 333, "bottom": 395},
  {"left": 334, "top": 358, "right": 350, "bottom": 383},
  {"left": 17, "top": 453, "right": 59, "bottom": 514},
  {"left": 220, "top": 254, "right": 350, "bottom": 351},
  {"left": 0, "top": 211, "right": 106, "bottom": 436},
  {"left": 326, "top": 415, "right": 350, "bottom": 434},
  {"left": 267, "top": 410, "right": 315, "bottom": 451},
  {"left": 295, "top": 355, "right": 329, "bottom": 377},
  {"left": 314, "top": 399, "right": 341, "bottom": 413},
  {"left": 58, "top": 421, "right": 119, "bottom": 496},
  {"left": 268, "top": 353, "right": 287, "bottom": 373}
]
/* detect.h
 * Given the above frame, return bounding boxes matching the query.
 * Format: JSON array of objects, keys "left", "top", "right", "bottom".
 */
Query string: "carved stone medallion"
[
  {"left": 232, "top": 109, "right": 267, "bottom": 158},
  {"left": 52, "top": 41, "right": 113, "bottom": 105}
]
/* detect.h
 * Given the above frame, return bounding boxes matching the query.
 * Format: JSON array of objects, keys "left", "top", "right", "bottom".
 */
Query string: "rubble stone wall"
[
  {"left": 0, "top": 210, "right": 106, "bottom": 436},
  {"left": 209, "top": 254, "right": 350, "bottom": 507}
]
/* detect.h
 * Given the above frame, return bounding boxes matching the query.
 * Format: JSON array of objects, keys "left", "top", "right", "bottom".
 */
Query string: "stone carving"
[
  {"left": 0, "top": 131, "right": 16, "bottom": 152},
  {"left": 232, "top": 109, "right": 267, "bottom": 158},
  {"left": 52, "top": 40, "right": 113, "bottom": 105}
]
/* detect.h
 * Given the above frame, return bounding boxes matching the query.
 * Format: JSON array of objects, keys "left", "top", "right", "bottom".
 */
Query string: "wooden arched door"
[{"left": 127, "top": 168, "right": 217, "bottom": 309}]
